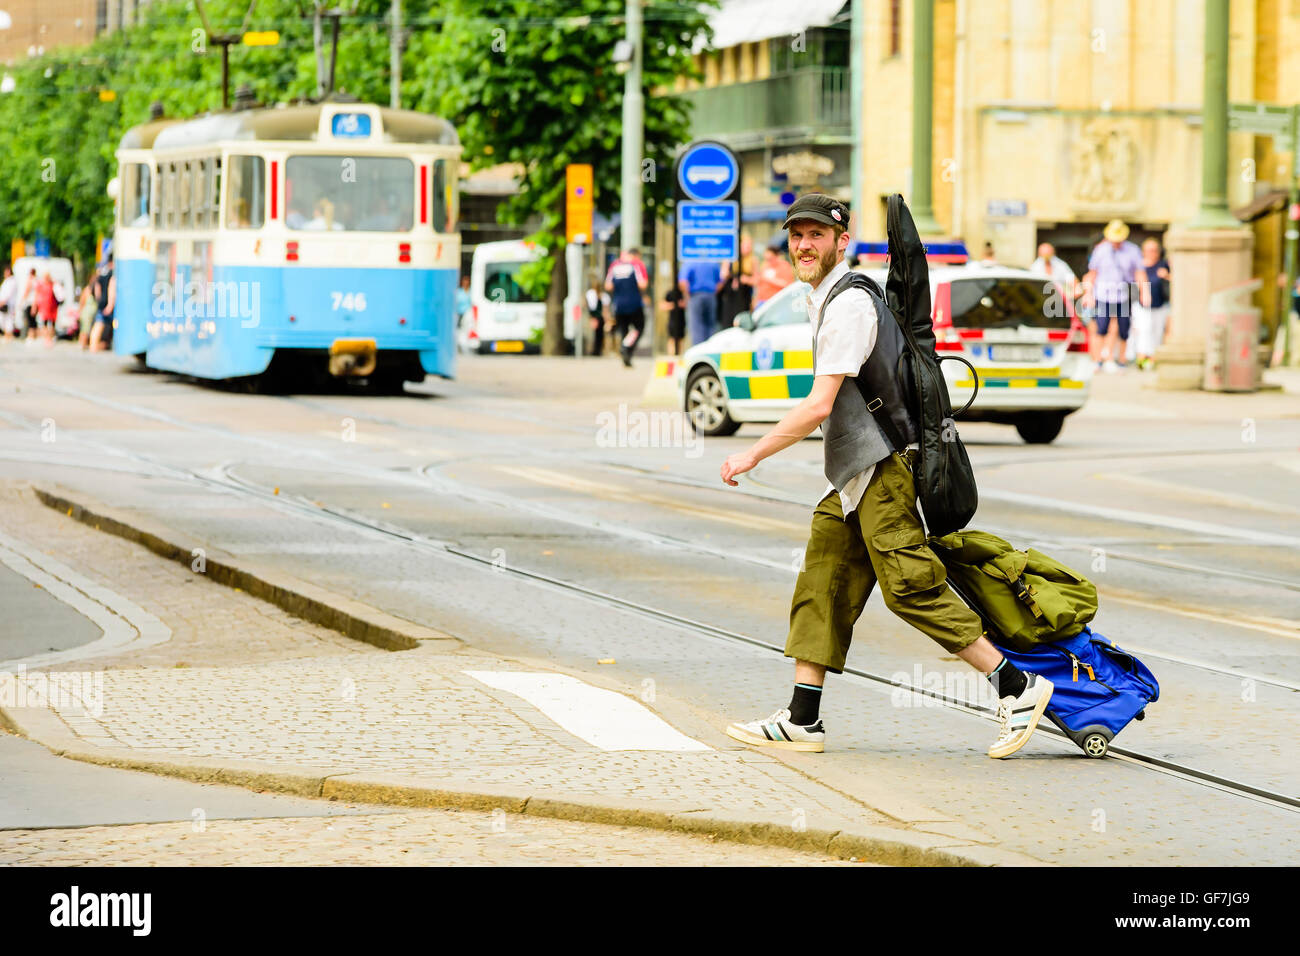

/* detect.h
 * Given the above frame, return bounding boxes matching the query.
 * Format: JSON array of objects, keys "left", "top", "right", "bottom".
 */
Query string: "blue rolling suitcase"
[{"left": 992, "top": 625, "right": 1160, "bottom": 757}]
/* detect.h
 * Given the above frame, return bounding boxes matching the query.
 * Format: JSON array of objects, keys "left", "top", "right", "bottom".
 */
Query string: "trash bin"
[{"left": 1203, "top": 278, "right": 1262, "bottom": 392}]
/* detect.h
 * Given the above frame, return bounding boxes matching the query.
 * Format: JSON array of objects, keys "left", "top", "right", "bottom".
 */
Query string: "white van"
[
  {"left": 463, "top": 240, "right": 584, "bottom": 354},
  {"left": 11, "top": 256, "right": 81, "bottom": 338}
]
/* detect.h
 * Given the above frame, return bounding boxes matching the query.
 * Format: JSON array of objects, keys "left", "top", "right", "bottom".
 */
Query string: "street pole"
[
  {"left": 1283, "top": 106, "right": 1299, "bottom": 364},
  {"left": 619, "top": 0, "right": 644, "bottom": 254},
  {"left": 910, "top": 0, "right": 942, "bottom": 235},
  {"left": 390, "top": 0, "right": 402, "bottom": 109},
  {"left": 850, "top": 0, "right": 863, "bottom": 238},
  {"left": 1190, "top": 0, "right": 1240, "bottom": 229}
]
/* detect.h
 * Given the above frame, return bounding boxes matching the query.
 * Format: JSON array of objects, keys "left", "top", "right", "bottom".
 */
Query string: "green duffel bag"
[{"left": 928, "top": 529, "right": 1098, "bottom": 652}]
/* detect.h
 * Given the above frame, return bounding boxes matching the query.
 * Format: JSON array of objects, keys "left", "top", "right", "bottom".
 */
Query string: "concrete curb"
[
  {"left": 2, "top": 696, "right": 1012, "bottom": 865},
  {"left": 19, "top": 484, "right": 1046, "bottom": 867},
  {"left": 33, "top": 485, "right": 461, "bottom": 654}
]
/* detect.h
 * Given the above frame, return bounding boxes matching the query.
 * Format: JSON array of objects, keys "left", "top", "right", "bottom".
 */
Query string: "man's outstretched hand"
[{"left": 720, "top": 451, "right": 758, "bottom": 487}]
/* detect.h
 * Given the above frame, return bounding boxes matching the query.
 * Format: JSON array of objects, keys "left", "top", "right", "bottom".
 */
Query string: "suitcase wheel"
[{"left": 1082, "top": 732, "right": 1109, "bottom": 758}]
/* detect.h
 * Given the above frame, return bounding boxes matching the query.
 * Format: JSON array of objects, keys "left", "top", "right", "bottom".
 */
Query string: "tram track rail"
[{"left": 3, "top": 374, "right": 1299, "bottom": 811}]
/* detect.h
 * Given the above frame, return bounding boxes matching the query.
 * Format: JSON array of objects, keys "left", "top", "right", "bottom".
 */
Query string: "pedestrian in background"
[
  {"left": 454, "top": 274, "right": 471, "bottom": 323},
  {"left": 717, "top": 235, "right": 756, "bottom": 329},
  {"left": 77, "top": 282, "right": 98, "bottom": 350},
  {"left": 678, "top": 258, "right": 720, "bottom": 347},
  {"left": 89, "top": 256, "right": 115, "bottom": 352},
  {"left": 1130, "top": 238, "right": 1171, "bottom": 370},
  {"left": 0, "top": 265, "right": 15, "bottom": 339},
  {"left": 1029, "top": 242, "right": 1077, "bottom": 299},
  {"left": 35, "top": 271, "right": 58, "bottom": 347},
  {"left": 659, "top": 282, "right": 685, "bottom": 356},
  {"left": 978, "top": 241, "right": 998, "bottom": 266},
  {"left": 19, "top": 267, "right": 38, "bottom": 341},
  {"left": 1083, "top": 219, "right": 1142, "bottom": 371},
  {"left": 754, "top": 239, "right": 795, "bottom": 309},
  {"left": 585, "top": 277, "right": 610, "bottom": 356},
  {"left": 605, "top": 247, "right": 649, "bottom": 367}
]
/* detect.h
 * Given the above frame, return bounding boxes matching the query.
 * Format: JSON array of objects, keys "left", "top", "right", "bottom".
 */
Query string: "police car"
[{"left": 679, "top": 247, "right": 1092, "bottom": 444}]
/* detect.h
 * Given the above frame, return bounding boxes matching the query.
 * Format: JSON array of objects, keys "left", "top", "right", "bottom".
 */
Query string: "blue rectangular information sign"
[
  {"left": 678, "top": 201, "right": 738, "bottom": 231},
  {"left": 678, "top": 232, "right": 738, "bottom": 260}
]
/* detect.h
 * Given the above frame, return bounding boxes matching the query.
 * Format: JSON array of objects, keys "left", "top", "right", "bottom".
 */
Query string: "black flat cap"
[{"left": 781, "top": 194, "right": 850, "bottom": 230}]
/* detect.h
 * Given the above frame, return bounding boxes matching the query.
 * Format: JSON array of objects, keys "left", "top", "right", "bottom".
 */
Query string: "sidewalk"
[{"left": 0, "top": 485, "right": 1038, "bottom": 866}]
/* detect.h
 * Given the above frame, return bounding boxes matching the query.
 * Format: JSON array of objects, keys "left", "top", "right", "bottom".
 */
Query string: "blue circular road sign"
[{"left": 677, "top": 142, "right": 739, "bottom": 203}]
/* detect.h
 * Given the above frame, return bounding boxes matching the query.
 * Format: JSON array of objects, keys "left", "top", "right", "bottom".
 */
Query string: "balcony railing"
[{"left": 679, "top": 67, "right": 851, "bottom": 142}]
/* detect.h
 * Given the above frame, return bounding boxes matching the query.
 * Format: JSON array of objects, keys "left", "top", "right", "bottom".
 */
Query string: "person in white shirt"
[
  {"left": 1029, "top": 242, "right": 1077, "bottom": 299},
  {"left": 718, "top": 194, "right": 1055, "bottom": 759},
  {"left": 0, "top": 265, "right": 16, "bottom": 338}
]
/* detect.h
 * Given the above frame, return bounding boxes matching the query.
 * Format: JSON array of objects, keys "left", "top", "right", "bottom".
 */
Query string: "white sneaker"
[
  {"left": 1102, "top": 360, "right": 1119, "bottom": 373},
  {"left": 725, "top": 708, "right": 825, "bottom": 753},
  {"left": 989, "top": 673, "right": 1054, "bottom": 759}
]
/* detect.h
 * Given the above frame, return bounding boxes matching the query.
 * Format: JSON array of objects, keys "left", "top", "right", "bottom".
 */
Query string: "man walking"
[
  {"left": 1083, "top": 220, "right": 1142, "bottom": 371},
  {"left": 720, "top": 194, "right": 1054, "bottom": 759},
  {"left": 604, "top": 247, "right": 649, "bottom": 367}
]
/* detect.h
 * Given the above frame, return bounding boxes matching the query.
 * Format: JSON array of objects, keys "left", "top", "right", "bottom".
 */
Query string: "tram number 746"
[{"left": 331, "top": 292, "right": 368, "bottom": 311}]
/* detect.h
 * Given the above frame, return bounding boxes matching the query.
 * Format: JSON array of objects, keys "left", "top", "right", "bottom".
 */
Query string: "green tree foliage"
[
  {"left": 0, "top": 0, "right": 712, "bottom": 347},
  {"left": 407, "top": 0, "right": 712, "bottom": 352},
  {"left": 0, "top": 0, "right": 398, "bottom": 277}
]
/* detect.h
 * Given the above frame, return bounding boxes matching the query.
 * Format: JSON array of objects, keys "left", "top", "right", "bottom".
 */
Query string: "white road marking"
[
  {"left": 1094, "top": 470, "right": 1300, "bottom": 517},
  {"left": 464, "top": 670, "right": 712, "bottom": 752},
  {"left": 978, "top": 488, "right": 1300, "bottom": 549}
]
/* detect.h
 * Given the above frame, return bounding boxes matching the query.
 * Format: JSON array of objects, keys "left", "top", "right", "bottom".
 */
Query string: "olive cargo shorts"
[{"left": 786, "top": 450, "right": 983, "bottom": 673}]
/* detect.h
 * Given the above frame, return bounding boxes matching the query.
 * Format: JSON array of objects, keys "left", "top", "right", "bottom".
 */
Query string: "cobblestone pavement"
[
  {"left": 0, "top": 484, "right": 381, "bottom": 669},
  {"left": 33, "top": 649, "right": 895, "bottom": 823},
  {"left": 0, "top": 809, "right": 863, "bottom": 866}
]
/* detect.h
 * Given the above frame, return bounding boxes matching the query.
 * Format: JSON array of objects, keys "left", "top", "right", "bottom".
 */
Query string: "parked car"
[{"left": 679, "top": 263, "right": 1092, "bottom": 444}]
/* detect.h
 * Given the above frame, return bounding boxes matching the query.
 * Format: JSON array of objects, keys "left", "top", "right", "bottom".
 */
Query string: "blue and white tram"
[{"left": 112, "top": 101, "right": 461, "bottom": 387}]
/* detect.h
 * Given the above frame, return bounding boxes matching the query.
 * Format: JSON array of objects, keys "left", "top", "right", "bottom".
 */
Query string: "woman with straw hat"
[{"left": 1083, "top": 219, "right": 1143, "bottom": 371}]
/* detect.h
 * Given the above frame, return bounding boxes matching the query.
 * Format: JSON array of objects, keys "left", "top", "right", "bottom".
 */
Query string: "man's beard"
[{"left": 791, "top": 245, "right": 839, "bottom": 285}]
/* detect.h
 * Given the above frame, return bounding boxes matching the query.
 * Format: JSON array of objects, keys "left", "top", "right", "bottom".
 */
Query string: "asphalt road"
[{"left": 1, "top": 343, "right": 1298, "bottom": 864}]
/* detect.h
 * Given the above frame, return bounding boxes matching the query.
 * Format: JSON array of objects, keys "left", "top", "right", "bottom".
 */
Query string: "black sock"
[
  {"left": 788, "top": 683, "right": 823, "bottom": 725},
  {"left": 988, "top": 659, "right": 1027, "bottom": 699}
]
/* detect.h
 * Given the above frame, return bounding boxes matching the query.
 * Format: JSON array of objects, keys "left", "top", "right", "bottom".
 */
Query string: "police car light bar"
[{"left": 849, "top": 240, "right": 969, "bottom": 264}]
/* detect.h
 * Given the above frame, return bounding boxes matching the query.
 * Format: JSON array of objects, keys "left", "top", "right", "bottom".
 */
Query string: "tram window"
[
  {"left": 179, "top": 161, "right": 192, "bottom": 229},
  {"left": 431, "top": 159, "right": 457, "bottom": 233},
  {"left": 162, "top": 163, "right": 178, "bottom": 230},
  {"left": 119, "top": 164, "right": 152, "bottom": 227},
  {"left": 285, "top": 156, "right": 413, "bottom": 232},
  {"left": 210, "top": 157, "right": 222, "bottom": 230},
  {"left": 226, "top": 155, "right": 265, "bottom": 229},
  {"left": 193, "top": 160, "right": 208, "bottom": 229}
]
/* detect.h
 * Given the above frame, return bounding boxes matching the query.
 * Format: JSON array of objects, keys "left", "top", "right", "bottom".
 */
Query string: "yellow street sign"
[
  {"left": 566, "top": 163, "right": 593, "bottom": 245},
  {"left": 242, "top": 31, "right": 280, "bottom": 46},
  {"left": 11, "top": 239, "right": 25, "bottom": 263}
]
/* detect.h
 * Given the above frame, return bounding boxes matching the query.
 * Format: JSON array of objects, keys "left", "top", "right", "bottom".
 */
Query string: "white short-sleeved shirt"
[{"left": 808, "top": 260, "right": 879, "bottom": 515}]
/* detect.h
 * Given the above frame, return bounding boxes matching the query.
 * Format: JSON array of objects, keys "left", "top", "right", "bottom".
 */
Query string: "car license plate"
[
  {"left": 494, "top": 341, "right": 524, "bottom": 352},
  {"left": 989, "top": 345, "right": 1045, "bottom": 363}
]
